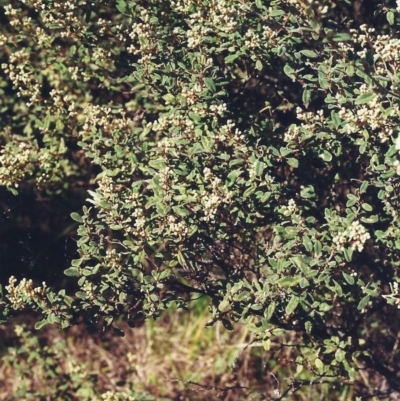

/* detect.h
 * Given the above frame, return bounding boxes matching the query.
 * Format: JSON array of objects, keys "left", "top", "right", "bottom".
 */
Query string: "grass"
[{"left": 0, "top": 298, "right": 371, "bottom": 400}]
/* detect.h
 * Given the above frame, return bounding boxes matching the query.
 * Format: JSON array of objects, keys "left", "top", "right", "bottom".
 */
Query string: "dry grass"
[{"left": 0, "top": 299, "right": 356, "bottom": 401}]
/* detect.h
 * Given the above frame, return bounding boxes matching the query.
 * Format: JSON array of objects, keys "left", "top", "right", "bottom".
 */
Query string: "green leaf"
[
  {"left": 177, "top": 251, "right": 186, "bottom": 266},
  {"left": 314, "top": 240, "right": 322, "bottom": 255},
  {"left": 162, "top": 93, "right": 176, "bottom": 104},
  {"left": 283, "top": 64, "right": 295, "bottom": 78},
  {"left": 335, "top": 349, "right": 345, "bottom": 363},
  {"left": 315, "top": 358, "right": 324, "bottom": 372},
  {"left": 227, "top": 169, "right": 242, "bottom": 185},
  {"left": 361, "top": 203, "right": 373, "bottom": 212},
  {"left": 254, "top": 160, "right": 264, "bottom": 176},
  {"left": 387, "top": 11, "right": 395, "bottom": 25},
  {"left": 333, "top": 33, "right": 351, "bottom": 42},
  {"left": 355, "top": 92, "right": 375, "bottom": 105},
  {"left": 110, "top": 224, "right": 123, "bottom": 230},
  {"left": 256, "top": 60, "right": 263, "bottom": 71},
  {"left": 285, "top": 295, "right": 299, "bottom": 315},
  {"left": 35, "top": 319, "right": 50, "bottom": 330},
  {"left": 204, "top": 78, "right": 216, "bottom": 93},
  {"left": 300, "top": 50, "right": 318, "bottom": 58},
  {"left": 318, "top": 71, "right": 329, "bottom": 89},
  {"left": 264, "top": 301, "right": 276, "bottom": 320},
  {"left": 277, "top": 276, "right": 300, "bottom": 287},
  {"left": 331, "top": 110, "right": 341, "bottom": 128},
  {"left": 173, "top": 206, "right": 189, "bottom": 216},
  {"left": 359, "top": 141, "right": 367, "bottom": 154},
  {"left": 287, "top": 158, "right": 298, "bottom": 168},
  {"left": 225, "top": 54, "right": 240, "bottom": 63},
  {"left": 100, "top": 200, "right": 112, "bottom": 209},
  {"left": 116, "top": 0, "right": 127, "bottom": 13},
  {"left": 262, "top": 338, "right": 271, "bottom": 350},
  {"left": 346, "top": 194, "right": 358, "bottom": 207},
  {"left": 302, "top": 88, "right": 311, "bottom": 106},
  {"left": 300, "top": 277, "right": 309, "bottom": 288},
  {"left": 344, "top": 247, "right": 353, "bottom": 262},
  {"left": 321, "top": 150, "right": 332, "bottom": 162},
  {"left": 270, "top": 8, "right": 285, "bottom": 17},
  {"left": 346, "top": 65, "right": 354, "bottom": 76},
  {"left": 361, "top": 215, "right": 378, "bottom": 224},
  {"left": 342, "top": 272, "right": 354, "bottom": 285},
  {"left": 357, "top": 295, "right": 370, "bottom": 310},
  {"left": 360, "top": 181, "right": 368, "bottom": 193},
  {"left": 243, "top": 184, "right": 256, "bottom": 198},
  {"left": 71, "top": 212, "right": 83, "bottom": 223},
  {"left": 318, "top": 302, "right": 332, "bottom": 312},
  {"left": 303, "top": 235, "right": 313, "bottom": 252},
  {"left": 219, "top": 299, "right": 230, "bottom": 312},
  {"left": 64, "top": 267, "right": 79, "bottom": 277}
]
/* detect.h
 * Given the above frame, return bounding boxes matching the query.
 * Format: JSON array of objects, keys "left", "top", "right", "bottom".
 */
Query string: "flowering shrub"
[
  {"left": 2, "top": 0, "right": 400, "bottom": 397},
  {"left": 2, "top": 324, "right": 155, "bottom": 400}
]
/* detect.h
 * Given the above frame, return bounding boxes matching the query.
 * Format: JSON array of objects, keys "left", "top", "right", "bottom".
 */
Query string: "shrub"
[
  {"left": 2, "top": 0, "right": 400, "bottom": 397},
  {"left": 2, "top": 324, "right": 157, "bottom": 400}
]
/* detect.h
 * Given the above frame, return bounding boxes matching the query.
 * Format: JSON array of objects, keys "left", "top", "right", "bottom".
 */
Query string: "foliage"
[
  {"left": 0, "top": 302, "right": 358, "bottom": 401},
  {"left": 2, "top": 0, "right": 400, "bottom": 398},
  {"left": 1, "top": 322, "right": 163, "bottom": 401}
]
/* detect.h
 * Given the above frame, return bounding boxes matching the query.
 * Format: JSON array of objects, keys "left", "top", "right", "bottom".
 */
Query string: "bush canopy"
[{"left": 2, "top": 0, "right": 400, "bottom": 397}]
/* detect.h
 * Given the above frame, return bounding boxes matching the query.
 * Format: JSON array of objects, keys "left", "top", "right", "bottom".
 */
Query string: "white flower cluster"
[
  {"left": 158, "top": 166, "right": 172, "bottom": 190},
  {"left": 181, "top": 83, "right": 203, "bottom": 105},
  {"left": 1, "top": 59, "right": 41, "bottom": 107},
  {"left": 149, "top": 115, "right": 169, "bottom": 132},
  {"left": 203, "top": 167, "right": 213, "bottom": 181},
  {"left": 4, "top": 5, "right": 17, "bottom": 16},
  {"left": 127, "top": 10, "right": 157, "bottom": 63},
  {"left": 210, "top": 0, "right": 246, "bottom": 33},
  {"left": 97, "top": 18, "right": 109, "bottom": 35},
  {"left": 243, "top": 26, "right": 277, "bottom": 51},
  {"left": 167, "top": 215, "right": 189, "bottom": 238},
  {"left": 132, "top": 208, "right": 146, "bottom": 232},
  {"left": 187, "top": 24, "right": 212, "bottom": 48},
  {"left": 217, "top": 120, "right": 245, "bottom": 143},
  {"left": 82, "top": 281, "right": 96, "bottom": 300},
  {"left": 281, "top": 199, "right": 298, "bottom": 216},
  {"left": 337, "top": 91, "right": 395, "bottom": 142},
  {"left": 285, "top": 108, "right": 324, "bottom": 143},
  {"left": 285, "top": 124, "right": 300, "bottom": 143},
  {"left": 244, "top": 29, "right": 260, "bottom": 49},
  {"left": 200, "top": 169, "right": 231, "bottom": 221},
  {"left": 382, "top": 282, "right": 400, "bottom": 309},
  {"left": 332, "top": 221, "right": 370, "bottom": 252},
  {"left": 373, "top": 35, "right": 400, "bottom": 64},
  {"left": 157, "top": 137, "right": 174, "bottom": 154},
  {"left": 210, "top": 102, "right": 227, "bottom": 118},
  {"left": 79, "top": 104, "right": 128, "bottom": 134},
  {"left": 0, "top": 142, "right": 33, "bottom": 187},
  {"left": 97, "top": 175, "right": 116, "bottom": 199},
  {"left": 202, "top": 192, "right": 223, "bottom": 221},
  {"left": 6, "top": 276, "right": 47, "bottom": 309},
  {"left": 101, "top": 391, "right": 136, "bottom": 401},
  {"left": 171, "top": 0, "right": 247, "bottom": 51},
  {"left": 350, "top": 25, "right": 375, "bottom": 49},
  {"left": 14, "top": 325, "right": 24, "bottom": 337},
  {"left": 170, "top": 0, "right": 192, "bottom": 13},
  {"left": 104, "top": 249, "right": 124, "bottom": 271}
]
